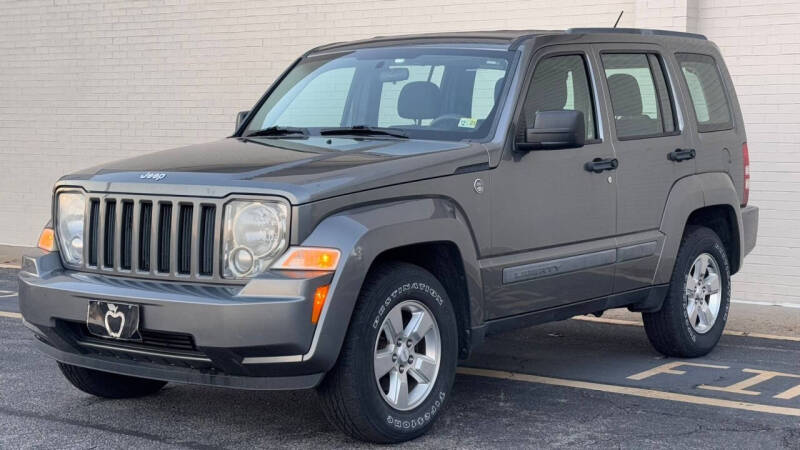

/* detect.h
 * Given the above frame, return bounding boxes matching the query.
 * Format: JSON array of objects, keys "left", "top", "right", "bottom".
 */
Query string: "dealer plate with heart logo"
[{"left": 87, "top": 300, "right": 141, "bottom": 341}]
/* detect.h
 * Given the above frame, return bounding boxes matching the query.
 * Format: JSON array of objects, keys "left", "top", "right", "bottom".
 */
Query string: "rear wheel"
[
  {"left": 317, "top": 262, "right": 458, "bottom": 443},
  {"left": 58, "top": 362, "right": 167, "bottom": 398},
  {"left": 643, "top": 226, "right": 731, "bottom": 357}
]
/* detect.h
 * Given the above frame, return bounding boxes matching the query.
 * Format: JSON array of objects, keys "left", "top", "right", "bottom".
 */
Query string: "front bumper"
[{"left": 19, "top": 252, "right": 334, "bottom": 390}]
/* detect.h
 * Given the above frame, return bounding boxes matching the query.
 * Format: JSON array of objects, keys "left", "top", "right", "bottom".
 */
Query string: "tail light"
[{"left": 742, "top": 142, "right": 750, "bottom": 207}]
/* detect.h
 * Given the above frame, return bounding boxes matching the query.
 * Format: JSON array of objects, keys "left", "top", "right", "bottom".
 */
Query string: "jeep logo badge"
[{"left": 140, "top": 172, "right": 166, "bottom": 181}]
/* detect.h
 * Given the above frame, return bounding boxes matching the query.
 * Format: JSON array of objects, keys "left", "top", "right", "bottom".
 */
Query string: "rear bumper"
[
  {"left": 18, "top": 252, "right": 335, "bottom": 390},
  {"left": 741, "top": 205, "right": 759, "bottom": 257}
]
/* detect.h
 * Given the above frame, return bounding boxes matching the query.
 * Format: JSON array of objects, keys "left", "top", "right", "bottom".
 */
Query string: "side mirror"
[
  {"left": 516, "top": 110, "right": 585, "bottom": 151},
  {"left": 236, "top": 110, "right": 250, "bottom": 131}
]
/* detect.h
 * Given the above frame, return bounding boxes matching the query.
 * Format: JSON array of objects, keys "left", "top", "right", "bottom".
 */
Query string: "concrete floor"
[{"left": 2, "top": 267, "right": 799, "bottom": 448}]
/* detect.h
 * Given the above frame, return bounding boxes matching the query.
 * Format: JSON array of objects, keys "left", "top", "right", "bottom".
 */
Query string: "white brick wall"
[
  {"left": 693, "top": 0, "right": 800, "bottom": 305},
  {"left": 0, "top": 0, "right": 797, "bottom": 304},
  {"left": 0, "top": 0, "right": 634, "bottom": 245}
]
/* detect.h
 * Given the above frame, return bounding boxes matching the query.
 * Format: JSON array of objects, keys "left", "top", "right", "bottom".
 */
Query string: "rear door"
[
  {"left": 594, "top": 44, "right": 696, "bottom": 292},
  {"left": 674, "top": 52, "right": 745, "bottom": 187},
  {"left": 485, "top": 45, "right": 618, "bottom": 318}
]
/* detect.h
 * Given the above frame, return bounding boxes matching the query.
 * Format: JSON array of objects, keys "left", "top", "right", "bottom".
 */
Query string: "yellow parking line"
[
  {"left": 0, "top": 263, "right": 21, "bottom": 269},
  {"left": 572, "top": 315, "right": 800, "bottom": 342},
  {"left": 0, "top": 311, "right": 22, "bottom": 319},
  {"left": 457, "top": 366, "right": 800, "bottom": 417}
]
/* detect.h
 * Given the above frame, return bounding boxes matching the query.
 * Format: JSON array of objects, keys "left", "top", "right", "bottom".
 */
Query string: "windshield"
[{"left": 243, "top": 46, "right": 514, "bottom": 142}]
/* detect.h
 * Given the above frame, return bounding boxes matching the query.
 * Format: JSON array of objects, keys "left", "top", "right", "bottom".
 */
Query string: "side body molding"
[
  {"left": 655, "top": 172, "right": 744, "bottom": 285},
  {"left": 297, "top": 197, "right": 484, "bottom": 372}
]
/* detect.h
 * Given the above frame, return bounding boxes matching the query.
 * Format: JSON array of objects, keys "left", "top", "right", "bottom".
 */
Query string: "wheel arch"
[
  {"left": 685, "top": 204, "right": 741, "bottom": 275},
  {"left": 656, "top": 172, "right": 744, "bottom": 284},
  {"left": 370, "top": 242, "right": 473, "bottom": 359},
  {"left": 297, "top": 197, "right": 484, "bottom": 372}
]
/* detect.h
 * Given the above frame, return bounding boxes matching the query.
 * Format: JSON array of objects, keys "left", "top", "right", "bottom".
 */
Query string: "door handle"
[
  {"left": 668, "top": 148, "right": 696, "bottom": 162},
  {"left": 584, "top": 157, "right": 619, "bottom": 173}
]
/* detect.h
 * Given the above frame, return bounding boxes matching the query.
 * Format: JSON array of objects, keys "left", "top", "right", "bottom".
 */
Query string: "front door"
[{"left": 485, "top": 46, "right": 618, "bottom": 319}]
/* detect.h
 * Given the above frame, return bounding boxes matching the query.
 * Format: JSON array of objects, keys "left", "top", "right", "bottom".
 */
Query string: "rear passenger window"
[
  {"left": 524, "top": 55, "right": 596, "bottom": 140},
  {"left": 676, "top": 53, "right": 733, "bottom": 132},
  {"left": 601, "top": 53, "right": 676, "bottom": 139}
]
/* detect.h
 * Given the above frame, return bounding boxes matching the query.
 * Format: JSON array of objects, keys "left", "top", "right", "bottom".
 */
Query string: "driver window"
[{"left": 524, "top": 55, "right": 596, "bottom": 140}]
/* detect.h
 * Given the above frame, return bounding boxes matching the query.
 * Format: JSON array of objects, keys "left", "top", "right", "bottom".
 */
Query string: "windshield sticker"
[{"left": 458, "top": 118, "right": 478, "bottom": 128}]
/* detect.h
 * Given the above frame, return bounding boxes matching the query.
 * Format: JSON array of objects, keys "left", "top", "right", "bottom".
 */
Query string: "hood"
[{"left": 60, "top": 137, "right": 489, "bottom": 204}]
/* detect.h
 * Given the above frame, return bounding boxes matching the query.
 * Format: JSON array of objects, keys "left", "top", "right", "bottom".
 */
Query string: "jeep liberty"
[{"left": 19, "top": 28, "right": 759, "bottom": 443}]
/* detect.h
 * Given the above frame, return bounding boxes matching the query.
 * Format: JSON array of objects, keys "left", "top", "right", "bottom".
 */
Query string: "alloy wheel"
[{"left": 373, "top": 300, "right": 441, "bottom": 411}]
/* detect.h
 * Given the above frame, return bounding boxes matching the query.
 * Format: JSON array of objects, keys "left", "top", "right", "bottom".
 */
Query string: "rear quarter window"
[{"left": 676, "top": 53, "right": 733, "bottom": 132}]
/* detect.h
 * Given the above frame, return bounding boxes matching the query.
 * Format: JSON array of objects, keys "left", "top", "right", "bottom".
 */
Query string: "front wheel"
[
  {"left": 643, "top": 226, "right": 731, "bottom": 357},
  {"left": 317, "top": 262, "right": 458, "bottom": 444}
]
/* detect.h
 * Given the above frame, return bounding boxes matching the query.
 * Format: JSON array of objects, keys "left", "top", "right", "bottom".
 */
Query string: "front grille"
[
  {"left": 84, "top": 195, "right": 220, "bottom": 280},
  {"left": 59, "top": 321, "right": 214, "bottom": 370},
  {"left": 64, "top": 321, "right": 199, "bottom": 352}
]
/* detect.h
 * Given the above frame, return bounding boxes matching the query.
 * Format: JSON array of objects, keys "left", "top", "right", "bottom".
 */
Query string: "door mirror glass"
[
  {"left": 518, "top": 110, "right": 585, "bottom": 151},
  {"left": 236, "top": 110, "right": 250, "bottom": 130}
]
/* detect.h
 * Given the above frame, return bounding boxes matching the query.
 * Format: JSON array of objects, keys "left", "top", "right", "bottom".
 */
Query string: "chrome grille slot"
[
  {"left": 177, "top": 204, "right": 193, "bottom": 275},
  {"left": 157, "top": 203, "right": 172, "bottom": 273},
  {"left": 103, "top": 200, "right": 116, "bottom": 268},
  {"left": 120, "top": 201, "right": 134, "bottom": 270},
  {"left": 82, "top": 195, "right": 223, "bottom": 281},
  {"left": 87, "top": 200, "right": 100, "bottom": 266},
  {"left": 138, "top": 202, "right": 152, "bottom": 272},
  {"left": 198, "top": 205, "right": 216, "bottom": 276}
]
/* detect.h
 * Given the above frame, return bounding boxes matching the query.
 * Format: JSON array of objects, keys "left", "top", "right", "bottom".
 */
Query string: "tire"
[
  {"left": 643, "top": 226, "right": 731, "bottom": 357},
  {"left": 317, "top": 262, "right": 458, "bottom": 444},
  {"left": 57, "top": 362, "right": 167, "bottom": 398}
]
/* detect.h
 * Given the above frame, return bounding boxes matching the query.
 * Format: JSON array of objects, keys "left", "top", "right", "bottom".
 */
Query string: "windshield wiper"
[
  {"left": 319, "top": 125, "right": 408, "bottom": 139},
  {"left": 245, "top": 126, "right": 309, "bottom": 138}
]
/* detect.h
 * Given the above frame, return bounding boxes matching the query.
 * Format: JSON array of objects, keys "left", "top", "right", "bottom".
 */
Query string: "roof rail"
[{"left": 566, "top": 27, "right": 707, "bottom": 40}]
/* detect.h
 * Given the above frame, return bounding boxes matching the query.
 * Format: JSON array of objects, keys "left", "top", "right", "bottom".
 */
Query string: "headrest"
[
  {"left": 494, "top": 77, "right": 506, "bottom": 103},
  {"left": 529, "top": 69, "right": 568, "bottom": 112},
  {"left": 398, "top": 81, "right": 442, "bottom": 120},
  {"left": 607, "top": 73, "right": 643, "bottom": 116}
]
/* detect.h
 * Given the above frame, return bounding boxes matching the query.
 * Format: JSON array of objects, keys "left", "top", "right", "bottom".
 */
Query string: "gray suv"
[{"left": 19, "top": 28, "right": 759, "bottom": 443}]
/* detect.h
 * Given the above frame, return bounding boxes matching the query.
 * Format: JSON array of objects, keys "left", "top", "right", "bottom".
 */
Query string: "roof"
[
  {"left": 307, "top": 30, "right": 559, "bottom": 54},
  {"left": 306, "top": 28, "right": 707, "bottom": 54}
]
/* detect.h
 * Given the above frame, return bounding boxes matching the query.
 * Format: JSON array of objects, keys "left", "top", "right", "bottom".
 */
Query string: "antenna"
[{"left": 613, "top": 10, "right": 624, "bottom": 28}]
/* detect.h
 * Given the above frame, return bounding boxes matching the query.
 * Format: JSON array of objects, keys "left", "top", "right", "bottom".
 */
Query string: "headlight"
[
  {"left": 222, "top": 200, "right": 289, "bottom": 278},
  {"left": 56, "top": 192, "right": 86, "bottom": 265}
]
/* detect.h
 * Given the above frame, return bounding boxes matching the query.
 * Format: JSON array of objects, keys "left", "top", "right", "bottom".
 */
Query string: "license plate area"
[{"left": 87, "top": 300, "right": 141, "bottom": 341}]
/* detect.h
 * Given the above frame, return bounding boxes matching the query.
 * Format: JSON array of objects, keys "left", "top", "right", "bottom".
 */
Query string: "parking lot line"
[
  {"left": 0, "top": 311, "right": 21, "bottom": 319},
  {"left": 457, "top": 366, "right": 800, "bottom": 418},
  {"left": 0, "top": 264, "right": 21, "bottom": 269},
  {"left": 573, "top": 315, "right": 800, "bottom": 342}
]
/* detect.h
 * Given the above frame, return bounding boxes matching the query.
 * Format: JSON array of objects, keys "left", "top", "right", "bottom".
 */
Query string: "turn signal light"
[
  {"left": 37, "top": 228, "right": 55, "bottom": 252},
  {"left": 311, "top": 285, "right": 330, "bottom": 324},
  {"left": 274, "top": 247, "right": 340, "bottom": 271}
]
